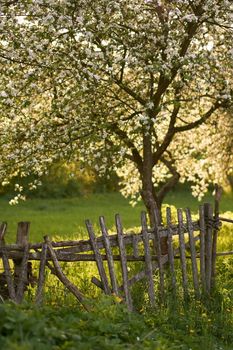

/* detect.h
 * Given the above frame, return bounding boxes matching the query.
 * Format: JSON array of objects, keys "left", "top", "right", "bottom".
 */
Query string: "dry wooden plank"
[
  {"left": 35, "top": 242, "right": 48, "bottom": 305},
  {"left": 99, "top": 216, "right": 119, "bottom": 295},
  {"left": 85, "top": 220, "right": 111, "bottom": 295},
  {"left": 141, "top": 211, "right": 155, "bottom": 306},
  {"left": 0, "top": 223, "right": 16, "bottom": 301},
  {"left": 199, "top": 205, "right": 206, "bottom": 293},
  {"left": 14, "top": 222, "right": 30, "bottom": 292},
  {"left": 153, "top": 209, "right": 165, "bottom": 301},
  {"left": 115, "top": 214, "right": 133, "bottom": 311},
  {"left": 204, "top": 203, "right": 213, "bottom": 294},
  {"left": 185, "top": 208, "right": 199, "bottom": 297},
  {"left": 166, "top": 208, "right": 176, "bottom": 291},
  {"left": 177, "top": 209, "right": 188, "bottom": 298},
  {"left": 212, "top": 185, "right": 223, "bottom": 289},
  {"left": 16, "top": 243, "right": 30, "bottom": 303},
  {"left": 44, "top": 236, "right": 88, "bottom": 310}
]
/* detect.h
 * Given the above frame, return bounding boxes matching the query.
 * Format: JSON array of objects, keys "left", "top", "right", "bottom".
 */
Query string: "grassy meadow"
[
  {"left": 0, "top": 190, "right": 232, "bottom": 349},
  {"left": 0, "top": 189, "right": 232, "bottom": 242}
]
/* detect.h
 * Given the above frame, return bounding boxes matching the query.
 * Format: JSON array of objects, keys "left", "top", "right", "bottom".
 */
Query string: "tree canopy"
[{"left": 0, "top": 0, "right": 232, "bottom": 212}]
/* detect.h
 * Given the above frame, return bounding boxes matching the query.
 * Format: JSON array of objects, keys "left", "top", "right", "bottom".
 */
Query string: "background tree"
[{"left": 0, "top": 0, "right": 232, "bottom": 225}]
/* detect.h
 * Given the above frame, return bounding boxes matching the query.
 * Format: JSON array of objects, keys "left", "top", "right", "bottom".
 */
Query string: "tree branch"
[
  {"left": 110, "top": 123, "right": 143, "bottom": 173},
  {"left": 157, "top": 156, "right": 180, "bottom": 203},
  {"left": 152, "top": 103, "right": 180, "bottom": 165},
  {"left": 174, "top": 101, "right": 221, "bottom": 133}
]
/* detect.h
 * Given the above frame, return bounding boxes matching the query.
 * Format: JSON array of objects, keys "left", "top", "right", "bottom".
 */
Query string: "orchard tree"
[{"left": 0, "top": 0, "right": 232, "bottom": 224}]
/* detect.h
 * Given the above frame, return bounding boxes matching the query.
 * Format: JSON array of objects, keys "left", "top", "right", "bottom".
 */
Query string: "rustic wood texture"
[
  {"left": 16, "top": 244, "right": 30, "bottom": 303},
  {"left": 185, "top": 209, "right": 199, "bottom": 297},
  {"left": 166, "top": 208, "right": 176, "bottom": 292},
  {"left": 211, "top": 184, "right": 223, "bottom": 289},
  {"left": 99, "top": 216, "right": 119, "bottom": 295},
  {"left": 14, "top": 222, "right": 30, "bottom": 303},
  {"left": 0, "top": 223, "right": 16, "bottom": 301},
  {"left": 199, "top": 205, "right": 206, "bottom": 292},
  {"left": 115, "top": 214, "right": 133, "bottom": 311},
  {"left": 44, "top": 236, "right": 88, "bottom": 310},
  {"left": 35, "top": 242, "right": 48, "bottom": 305},
  {"left": 204, "top": 203, "right": 213, "bottom": 294},
  {"left": 177, "top": 209, "right": 188, "bottom": 298},
  {"left": 153, "top": 209, "right": 165, "bottom": 301},
  {"left": 141, "top": 211, "right": 155, "bottom": 306},
  {"left": 86, "top": 220, "right": 111, "bottom": 295}
]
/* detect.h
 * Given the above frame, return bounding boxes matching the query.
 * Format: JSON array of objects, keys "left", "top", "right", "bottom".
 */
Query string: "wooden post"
[
  {"left": 185, "top": 209, "right": 199, "bottom": 297},
  {"left": 35, "top": 242, "right": 48, "bottom": 305},
  {"left": 14, "top": 222, "right": 30, "bottom": 302},
  {"left": 166, "top": 208, "right": 176, "bottom": 292},
  {"left": 99, "top": 216, "right": 119, "bottom": 295},
  {"left": 204, "top": 203, "right": 213, "bottom": 294},
  {"left": 115, "top": 214, "right": 133, "bottom": 311},
  {"left": 0, "top": 223, "right": 16, "bottom": 301},
  {"left": 85, "top": 220, "right": 111, "bottom": 295},
  {"left": 211, "top": 184, "right": 223, "bottom": 289},
  {"left": 141, "top": 211, "right": 155, "bottom": 307},
  {"left": 199, "top": 205, "right": 206, "bottom": 293},
  {"left": 153, "top": 209, "right": 164, "bottom": 302},
  {"left": 177, "top": 209, "right": 188, "bottom": 299}
]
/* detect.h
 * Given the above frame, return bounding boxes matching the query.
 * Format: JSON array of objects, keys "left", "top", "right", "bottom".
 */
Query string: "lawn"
[{"left": 0, "top": 190, "right": 232, "bottom": 243}]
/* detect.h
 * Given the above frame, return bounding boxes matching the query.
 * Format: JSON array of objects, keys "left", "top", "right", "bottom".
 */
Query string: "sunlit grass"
[{"left": 0, "top": 190, "right": 232, "bottom": 243}]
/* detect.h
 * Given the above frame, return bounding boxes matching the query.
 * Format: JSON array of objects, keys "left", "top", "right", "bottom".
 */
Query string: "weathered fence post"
[
  {"left": 211, "top": 184, "right": 223, "bottom": 289},
  {"left": 166, "top": 208, "right": 176, "bottom": 293},
  {"left": 177, "top": 209, "right": 188, "bottom": 299},
  {"left": 0, "top": 223, "right": 16, "bottom": 301},
  {"left": 199, "top": 205, "right": 206, "bottom": 293},
  {"left": 204, "top": 203, "right": 213, "bottom": 294},
  {"left": 141, "top": 211, "right": 155, "bottom": 307},
  {"left": 185, "top": 209, "right": 199, "bottom": 298},
  {"left": 115, "top": 214, "right": 133, "bottom": 311},
  {"left": 14, "top": 222, "right": 30, "bottom": 303}
]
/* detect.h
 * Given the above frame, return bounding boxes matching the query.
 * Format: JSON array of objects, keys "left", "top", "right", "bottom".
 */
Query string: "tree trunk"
[{"left": 140, "top": 134, "right": 168, "bottom": 254}]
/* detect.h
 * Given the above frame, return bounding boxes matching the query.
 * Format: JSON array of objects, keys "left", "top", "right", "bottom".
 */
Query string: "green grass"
[{"left": 0, "top": 190, "right": 232, "bottom": 243}]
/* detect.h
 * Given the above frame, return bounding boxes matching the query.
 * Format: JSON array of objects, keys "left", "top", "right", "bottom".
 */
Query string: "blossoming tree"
[{"left": 0, "top": 0, "right": 232, "bottom": 222}]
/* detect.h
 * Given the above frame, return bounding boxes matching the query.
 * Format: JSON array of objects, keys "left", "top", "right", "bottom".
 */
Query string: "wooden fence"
[{"left": 1, "top": 196, "right": 232, "bottom": 311}]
